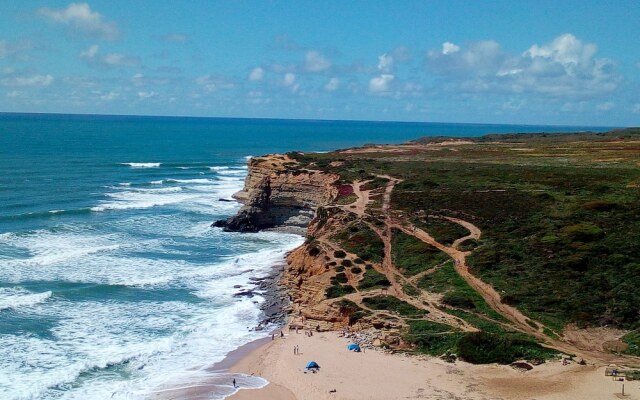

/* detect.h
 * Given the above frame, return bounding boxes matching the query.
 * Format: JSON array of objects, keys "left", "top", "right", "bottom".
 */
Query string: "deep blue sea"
[{"left": 0, "top": 113, "right": 614, "bottom": 399}]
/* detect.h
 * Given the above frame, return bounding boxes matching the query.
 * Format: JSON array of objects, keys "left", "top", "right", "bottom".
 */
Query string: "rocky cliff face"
[{"left": 213, "top": 154, "right": 339, "bottom": 233}]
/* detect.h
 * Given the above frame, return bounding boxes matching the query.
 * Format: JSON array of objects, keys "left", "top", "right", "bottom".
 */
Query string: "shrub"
[
  {"left": 358, "top": 268, "right": 391, "bottom": 290},
  {"left": 362, "top": 295, "right": 427, "bottom": 317},
  {"left": 326, "top": 284, "right": 356, "bottom": 299},
  {"left": 334, "top": 250, "right": 347, "bottom": 258},
  {"left": 442, "top": 292, "right": 475, "bottom": 309},
  {"left": 561, "top": 223, "right": 604, "bottom": 242}
]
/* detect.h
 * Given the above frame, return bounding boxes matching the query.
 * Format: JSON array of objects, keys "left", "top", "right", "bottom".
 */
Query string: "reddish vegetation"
[{"left": 337, "top": 184, "right": 354, "bottom": 197}]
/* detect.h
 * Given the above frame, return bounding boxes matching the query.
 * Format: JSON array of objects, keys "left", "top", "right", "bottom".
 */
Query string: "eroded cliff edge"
[{"left": 213, "top": 154, "right": 339, "bottom": 234}]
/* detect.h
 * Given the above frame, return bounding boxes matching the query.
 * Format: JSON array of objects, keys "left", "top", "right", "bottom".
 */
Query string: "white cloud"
[
  {"left": 324, "top": 77, "right": 339, "bottom": 92},
  {"left": 304, "top": 51, "right": 331, "bottom": 72},
  {"left": 426, "top": 34, "right": 619, "bottom": 98},
  {"left": 369, "top": 74, "right": 394, "bottom": 92},
  {"left": 249, "top": 67, "right": 264, "bottom": 81},
  {"left": 283, "top": 72, "right": 296, "bottom": 86},
  {"left": 377, "top": 53, "right": 393, "bottom": 72},
  {"left": 442, "top": 42, "right": 460, "bottom": 55},
  {"left": 1, "top": 74, "right": 54, "bottom": 87},
  {"left": 596, "top": 101, "right": 614, "bottom": 111},
  {"left": 195, "top": 75, "right": 235, "bottom": 92},
  {"left": 137, "top": 91, "right": 156, "bottom": 99},
  {"left": 39, "top": 3, "right": 119, "bottom": 40},
  {"left": 80, "top": 44, "right": 139, "bottom": 68},
  {"left": 633, "top": 104, "right": 640, "bottom": 114},
  {"left": 525, "top": 34, "right": 596, "bottom": 66},
  {"left": 100, "top": 91, "right": 119, "bottom": 101},
  {"left": 0, "top": 39, "right": 34, "bottom": 61}
]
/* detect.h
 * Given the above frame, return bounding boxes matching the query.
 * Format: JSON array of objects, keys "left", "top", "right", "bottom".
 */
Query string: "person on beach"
[
  {"left": 280, "top": 331, "right": 284, "bottom": 338},
  {"left": 233, "top": 378, "right": 236, "bottom": 388}
]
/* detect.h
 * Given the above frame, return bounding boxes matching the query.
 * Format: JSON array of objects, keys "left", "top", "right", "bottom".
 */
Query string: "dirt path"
[
  {"left": 320, "top": 172, "right": 639, "bottom": 366},
  {"left": 349, "top": 180, "right": 371, "bottom": 217},
  {"left": 377, "top": 177, "right": 640, "bottom": 366},
  {"left": 446, "top": 216, "right": 481, "bottom": 250}
]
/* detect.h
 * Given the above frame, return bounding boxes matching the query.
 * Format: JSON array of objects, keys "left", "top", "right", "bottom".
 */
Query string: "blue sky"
[{"left": 1, "top": 1, "right": 638, "bottom": 125}]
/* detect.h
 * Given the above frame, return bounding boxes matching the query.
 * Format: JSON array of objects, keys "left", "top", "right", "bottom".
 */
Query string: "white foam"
[
  {"left": 165, "top": 178, "right": 215, "bottom": 184},
  {"left": 0, "top": 232, "right": 302, "bottom": 399},
  {"left": 209, "top": 166, "right": 229, "bottom": 171},
  {"left": 150, "top": 180, "right": 164, "bottom": 185},
  {"left": 48, "top": 210, "right": 65, "bottom": 214},
  {"left": 118, "top": 182, "right": 131, "bottom": 187},
  {"left": 121, "top": 163, "right": 161, "bottom": 168},
  {"left": 0, "top": 288, "right": 52, "bottom": 311},
  {"left": 216, "top": 169, "right": 246, "bottom": 176}
]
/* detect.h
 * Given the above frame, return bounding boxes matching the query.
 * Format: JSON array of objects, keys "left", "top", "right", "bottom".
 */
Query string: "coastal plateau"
[{"left": 215, "top": 128, "right": 640, "bottom": 369}]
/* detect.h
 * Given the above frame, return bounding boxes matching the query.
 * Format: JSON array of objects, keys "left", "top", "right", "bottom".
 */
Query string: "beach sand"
[{"left": 227, "top": 331, "right": 640, "bottom": 400}]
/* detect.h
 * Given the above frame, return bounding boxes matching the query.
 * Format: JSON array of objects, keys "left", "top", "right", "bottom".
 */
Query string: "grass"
[
  {"left": 391, "top": 229, "right": 448, "bottom": 276},
  {"left": 362, "top": 295, "right": 427, "bottom": 317},
  {"left": 417, "top": 217, "right": 470, "bottom": 246},
  {"left": 622, "top": 330, "right": 640, "bottom": 356},
  {"left": 456, "top": 332, "right": 557, "bottom": 364},
  {"left": 417, "top": 261, "right": 507, "bottom": 322},
  {"left": 333, "top": 223, "right": 384, "bottom": 262},
  {"left": 404, "top": 320, "right": 462, "bottom": 356},
  {"left": 358, "top": 268, "right": 391, "bottom": 291},
  {"left": 325, "top": 284, "right": 355, "bottom": 299}
]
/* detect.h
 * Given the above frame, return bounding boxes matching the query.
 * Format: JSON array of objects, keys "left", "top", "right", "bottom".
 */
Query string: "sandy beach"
[{"left": 227, "top": 330, "right": 639, "bottom": 400}]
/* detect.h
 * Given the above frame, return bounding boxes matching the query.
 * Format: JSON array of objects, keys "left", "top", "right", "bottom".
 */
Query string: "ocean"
[{"left": 0, "top": 113, "right": 613, "bottom": 399}]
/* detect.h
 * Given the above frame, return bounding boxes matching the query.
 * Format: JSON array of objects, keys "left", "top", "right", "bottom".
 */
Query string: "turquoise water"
[{"left": 0, "top": 113, "right": 613, "bottom": 399}]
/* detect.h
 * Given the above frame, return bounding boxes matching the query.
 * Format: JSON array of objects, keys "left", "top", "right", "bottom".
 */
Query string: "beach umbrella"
[
  {"left": 347, "top": 343, "right": 361, "bottom": 352},
  {"left": 306, "top": 361, "right": 320, "bottom": 368}
]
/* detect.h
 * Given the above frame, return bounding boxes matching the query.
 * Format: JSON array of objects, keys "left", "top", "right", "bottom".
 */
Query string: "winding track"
[{"left": 345, "top": 174, "right": 640, "bottom": 366}]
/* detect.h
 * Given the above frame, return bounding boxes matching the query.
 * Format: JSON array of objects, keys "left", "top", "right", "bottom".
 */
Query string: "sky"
[{"left": 0, "top": 1, "right": 639, "bottom": 126}]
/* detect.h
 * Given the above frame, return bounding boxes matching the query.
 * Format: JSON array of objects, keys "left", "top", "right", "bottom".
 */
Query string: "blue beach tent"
[
  {"left": 347, "top": 343, "right": 361, "bottom": 352},
  {"left": 306, "top": 361, "right": 320, "bottom": 369}
]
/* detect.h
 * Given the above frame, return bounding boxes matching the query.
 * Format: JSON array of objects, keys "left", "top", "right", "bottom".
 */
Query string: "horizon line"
[{"left": 0, "top": 111, "right": 625, "bottom": 130}]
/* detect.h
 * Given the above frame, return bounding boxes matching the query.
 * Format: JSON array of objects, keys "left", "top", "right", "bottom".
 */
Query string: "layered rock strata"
[{"left": 213, "top": 154, "right": 339, "bottom": 233}]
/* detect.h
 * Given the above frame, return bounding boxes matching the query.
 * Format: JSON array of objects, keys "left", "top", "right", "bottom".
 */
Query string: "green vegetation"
[
  {"left": 622, "top": 330, "right": 640, "bottom": 356},
  {"left": 290, "top": 129, "right": 640, "bottom": 362},
  {"left": 417, "top": 217, "right": 470, "bottom": 246},
  {"left": 325, "top": 284, "right": 356, "bottom": 299},
  {"left": 402, "top": 283, "right": 420, "bottom": 297},
  {"left": 337, "top": 299, "right": 371, "bottom": 325},
  {"left": 358, "top": 268, "right": 391, "bottom": 290},
  {"left": 391, "top": 229, "right": 448, "bottom": 276},
  {"left": 336, "top": 194, "right": 358, "bottom": 205},
  {"left": 404, "top": 320, "right": 462, "bottom": 356},
  {"left": 404, "top": 317, "right": 555, "bottom": 363},
  {"left": 456, "top": 332, "right": 556, "bottom": 364},
  {"left": 362, "top": 295, "right": 427, "bottom": 317},
  {"left": 361, "top": 176, "right": 389, "bottom": 191},
  {"left": 417, "top": 261, "right": 506, "bottom": 321},
  {"left": 333, "top": 222, "right": 384, "bottom": 262}
]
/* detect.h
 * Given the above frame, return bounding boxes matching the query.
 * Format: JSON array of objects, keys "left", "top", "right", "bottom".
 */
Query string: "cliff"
[{"left": 213, "top": 154, "right": 339, "bottom": 234}]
